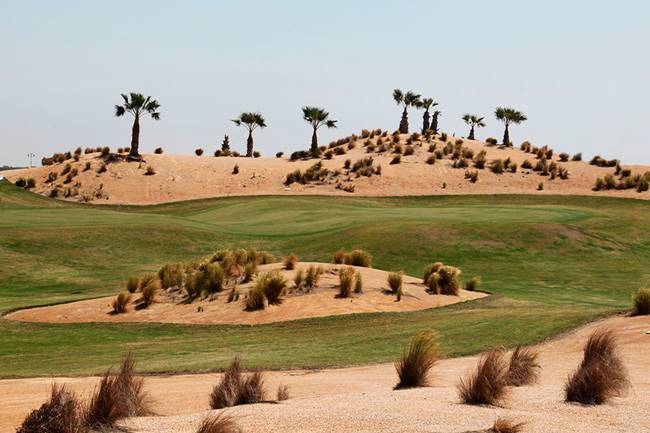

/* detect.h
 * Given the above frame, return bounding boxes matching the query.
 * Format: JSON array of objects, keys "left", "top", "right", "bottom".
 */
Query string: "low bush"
[
  {"left": 25, "top": 178, "right": 36, "bottom": 188},
  {"left": 354, "top": 271, "right": 363, "bottom": 293},
  {"left": 276, "top": 152, "right": 284, "bottom": 158},
  {"left": 537, "top": 181, "right": 544, "bottom": 191},
  {"left": 253, "top": 151, "right": 261, "bottom": 158},
  {"left": 473, "top": 150, "right": 487, "bottom": 169},
  {"left": 338, "top": 266, "right": 356, "bottom": 298},
  {"left": 138, "top": 277, "right": 160, "bottom": 308},
  {"left": 572, "top": 152, "right": 582, "bottom": 161},
  {"left": 243, "top": 262, "right": 256, "bottom": 283},
  {"left": 490, "top": 417, "right": 526, "bottom": 433},
  {"left": 394, "top": 331, "right": 439, "bottom": 389},
  {"left": 154, "top": 147, "right": 163, "bottom": 154},
  {"left": 196, "top": 413, "right": 243, "bottom": 433},
  {"left": 144, "top": 166, "right": 156, "bottom": 176},
  {"left": 210, "top": 358, "right": 266, "bottom": 409},
  {"left": 276, "top": 384, "right": 290, "bottom": 401},
  {"left": 283, "top": 253, "right": 297, "bottom": 270},
  {"left": 245, "top": 285, "right": 265, "bottom": 311},
  {"left": 17, "top": 385, "right": 82, "bottom": 433},
  {"left": 559, "top": 152, "right": 569, "bottom": 162},
  {"left": 343, "top": 249, "right": 372, "bottom": 267},
  {"left": 158, "top": 263, "right": 184, "bottom": 289},
  {"left": 390, "top": 155, "right": 401, "bottom": 165},
  {"left": 112, "top": 293, "right": 131, "bottom": 314},
  {"left": 565, "top": 329, "right": 629, "bottom": 404},
  {"left": 257, "top": 271, "right": 287, "bottom": 305},
  {"left": 232, "top": 164, "right": 239, "bottom": 174},
  {"left": 403, "top": 145, "right": 414, "bottom": 156},
  {"left": 464, "top": 276, "right": 481, "bottom": 291},
  {"left": 632, "top": 288, "right": 650, "bottom": 315},
  {"left": 195, "top": 148, "right": 204, "bottom": 156},
  {"left": 293, "top": 268, "right": 304, "bottom": 290},
  {"left": 490, "top": 159, "right": 504, "bottom": 174},
  {"left": 126, "top": 276, "right": 139, "bottom": 293},
  {"left": 486, "top": 137, "right": 497, "bottom": 145},
  {"left": 426, "top": 155, "right": 436, "bottom": 165},
  {"left": 332, "top": 249, "right": 346, "bottom": 264},
  {"left": 457, "top": 350, "right": 509, "bottom": 406},
  {"left": 304, "top": 264, "right": 322, "bottom": 290},
  {"left": 387, "top": 271, "right": 403, "bottom": 295},
  {"left": 425, "top": 263, "right": 461, "bottom": 295},
  {"left": 464, "top": 170, "right": 479, "bottom": 183},
  {"left": 507, "top": 346, "right": 540, "bottom": 386}
]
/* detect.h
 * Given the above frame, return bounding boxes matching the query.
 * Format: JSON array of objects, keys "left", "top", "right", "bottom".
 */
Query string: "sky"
[{"left": 1, "top": 0, "right": 649, "bottom": 167}]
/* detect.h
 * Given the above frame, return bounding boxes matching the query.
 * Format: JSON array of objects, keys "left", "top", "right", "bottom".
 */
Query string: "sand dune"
[
  {"left": 4, "top": 135, "right": 649, "bottom": 205},
  {"left": 2, "top": 314, "right": 648, "bottom": 432}
]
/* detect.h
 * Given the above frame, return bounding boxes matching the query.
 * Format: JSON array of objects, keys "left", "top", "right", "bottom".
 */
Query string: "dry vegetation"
[
  {"left": 458, "top": 350, "right": 510, "bottom": 406},
  {"left": 394, "top": 331, "right": 440, "bottom": 389},
  {"left": 564, "top": 329, "right": 629, "bottom": 405},
  {"left": 196, "top": 413, "right": 243, "bottom": 433},
  {"left": 507, "top": 347, "right": 540, "bottom": 386}
]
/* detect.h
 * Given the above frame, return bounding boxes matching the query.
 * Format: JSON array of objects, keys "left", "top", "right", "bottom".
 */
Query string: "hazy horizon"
[{"left": 1, "top": 0, "right": 649, "bottom": 167}]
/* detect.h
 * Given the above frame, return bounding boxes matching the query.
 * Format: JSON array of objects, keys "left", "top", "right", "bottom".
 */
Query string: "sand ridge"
[
  {"left": 4, "top": 135, "right": 650, "bottom": 205},
  {"left": 5, "top": 263, "right": 486, "bottom": 325},
  {"left": 2, "top": 314, "right": 648, "bottom": 432}
]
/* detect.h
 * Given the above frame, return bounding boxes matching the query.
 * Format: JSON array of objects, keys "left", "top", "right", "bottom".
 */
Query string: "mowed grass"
[{"left": 1, "top": 180, "right": 649, "bottom": 377}]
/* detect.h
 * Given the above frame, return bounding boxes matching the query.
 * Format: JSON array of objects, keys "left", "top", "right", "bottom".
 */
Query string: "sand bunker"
[
  {"left": 4, "top": 135, "right": 650, "bottom": 205},
  {"left": 2, "top": 314, "right": 648, "bottom": 432},
  {"left": 6, "top": 263, "right": 485, "bottom": 325}
]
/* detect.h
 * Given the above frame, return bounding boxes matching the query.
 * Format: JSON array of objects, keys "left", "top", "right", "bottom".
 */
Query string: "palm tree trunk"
[
  {"left": 311, "top": 127, "right": 319, "bottom": 155},
  {"left": 129, "top": 116, "right": 140, "bottom": 158},
  {"left": 421, "top": 111, "right": 430, "bottom": 134},
  {"left": 399, "top": 107, "right": 409, "bottom": 134},
  {"left": 431, "top": 113, "right": 439, "bottom": 135},
  {"left": 502, "top": 124, "right": 510, "bottom": 146},
  {"left": 468, "top": 126, "right": 475, "bottom": 140},
  {"left": 246, "top": 130, "right": 254, "bottom": 157}
]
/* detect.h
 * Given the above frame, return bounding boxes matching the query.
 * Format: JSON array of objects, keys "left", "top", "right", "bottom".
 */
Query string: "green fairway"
[{"left": 1, "top": 180, "right": 649, "bottom": 377}]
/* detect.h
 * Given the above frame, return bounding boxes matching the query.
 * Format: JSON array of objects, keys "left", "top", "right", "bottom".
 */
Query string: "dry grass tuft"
[
  {"left": 394, "top": 331, "right": 439, "bottom": 389},
  {"left": 343, "top": 249, "right": 372, "bottom": 267},
  {"left": 276, "top": 384, "right": 290, "bottom": 401},
  {"left": 112, "top": 293, "right": 131, "bottom": 314},
  {"left": 632, "top": 287, "right": 650, "bottom": 315},
  {"left": 458, "top": 350, "right": 509, "bottom": 406},
  {"left": 196, "top": 413, "right": 243, "bottom": 433},
  {"left": 490, "top": 417, "right": 526, "bottom": 433},
  {"left": 507, "top": 346, "right": 540, "bottom": 386},
  {"left": 210, "top": 358, "right": 266, "bottom": 409},
  {"left": 17, "top": 385, "right": 83, "bottom": 433},
  {"left": 283, "top": 254, "right": 297, "bottom": 270},
  {"left": 337, "top": 266, "right": 356, "bottom": 298},
  {"left": 564, "top": 329, "right": 629, "bottom": 405},
  {"left": 387, "top": 271, "right": 403, "bottom": 295},
  {"left": 332, "top": 249, "right": 346, "bottom": 264}
]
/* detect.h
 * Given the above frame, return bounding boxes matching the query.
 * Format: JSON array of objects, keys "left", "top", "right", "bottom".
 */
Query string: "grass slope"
[{"left": 1, "top": 180, "right": 649, "bottom": 377}]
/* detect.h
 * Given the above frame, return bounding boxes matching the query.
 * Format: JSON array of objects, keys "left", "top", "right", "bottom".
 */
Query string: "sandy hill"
[{"left": 4, "top": 132, "right": 650, "bottom": 205}]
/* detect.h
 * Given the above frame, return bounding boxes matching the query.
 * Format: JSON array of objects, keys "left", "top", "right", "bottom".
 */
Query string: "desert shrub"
[
  {"left": 354, "top": 271, "right": 363, "bottom": 293},
  {"left": 507, "top": 346, "right": 540, "bottom": 386},
  {"left": 195, "top": 148, "right": 204, "bottom": 156},
  {"left": 84, "top": 355, "right": 151, "bottom": 428},
  {"left": 283, "top": 253, "right": 297, "bottom": 270},
  {"left": 344, "top": 249, "right": 372, "bottom": 267},
  {"left": 276, "top": 384, "right": 290, "bottom": 401},
  {"left": 332, "top": 249, "right": 346, "bottom": 264},
  {"left": 138, "top": 276, "right": 160, "bottom": 307},
  {"left": 434, "top": 149, "right": 444, "bottom": 159},
  {"left": 394, "top": 331, "right": 439, "bottom": 389},
  {"left": 440, "top": 132, "right": 449, "bottom": 142},
  {"left": 428, "top": 143, "right": 436, "bottom": 152},
  {"left": 632, "top": 288, "right": 650, "bottom": 316},
  {"left": 144, "top": 166, "right": 155, "bottom": 175},
  {"left": 154, "top": 147, "right": 163, "bottom": 154},
  {"left": 46, "top": 171, "right": 58, "bottom": 183},
  {"left": 464, "top": 276, "right": 481, "bottom": 291},
  {"left": 17, "top": 385, "right": 83, "bottom": 433},
  {"left": 187, "top": 263, "right": 225, "bottom": 298},
  {"left": 210, "top": 358, "right": 266, "bottom": 409},
  {"left": 14, "top": 177, "right": 27, "bottom": 187},
  {"left": 323, "top": 149, "right": 334, "bottom": 160},
  {"left": 537, "top": 181, "right": 544, "bottom": 191},
  {"left": 572, "top": 152, "right": 582, "bottom": 161},
  {"left": 61, "top": 163, "right": 71, "bottom": 175},
  {"left": 458, "top": 349, "right": 509, "bottom": 406},
  {"left": 404, "top": 145, "right": 414, "bottom": 156},
  {"left": 100, "top": 146, "right": 110, "bottom": 156},
  {"left": 464, "top": 170, "right": 479, "bottom": 183},
  {"left": 490, "top": 417, "right": 526, "bottom": 433},
  {"left": 83, "top": 161, "right": 91, "bottom": 171},
  {"left": 565, "top": 329, "right": 629, "bottom": 404},
  {"left": 426, "top": 264, "right": 461, "bottom": 296},
  {"left": 158, "top": 263, "right": 184, "bottom": 289},
  {"left": 227, "top": 288, "right": 240, "bottom": 303},
  {"left": 387, "top": 271, "right": 403, "bottom": 295},
  {"left": 390, "top": 155, "right": 401, "bottom": 165},
  {"left": 426, "top": 155, "right": 436, "bottom": 165},
  {"left": 453, "top": 158, "right": 469, "bottom": 169},
  {"left": 245, "top": 286, "right": 265, "bottom": 311},
  {"left": 256, "top": 271, "right": 287, "bottom": 305},
  {"left": 473, "top": 150, "right": 487, "bottom": 169},
  {"left": 196, "top": 413, "right": 242, "bottom": 433},
  {"left": 509, "top": 162, "right": 518, "bottom": 173},
  {"left": 126, "top": 277, "right": 139, "bottom": 293},
  {"left": 293, "top": 268, "right": 304, "bottom": 289},
  {"left": 486, "top": 137, "right": 497, "bottom": 145},
  {"left": 490, "top": 159, "right": 504, "bottom": 174},
  {"left": 112, "top": 293, "right": 131, "bottom": 314},
  {"left": 243, "top": 262, "right": 257, "bottom": 283},
  {"left": 338, "top": 266, "right": 356, "bottom": 298},
  {"left": 559, "top": 152, "right": 569, "bottom": 162},
  {"left": 253, "top": 151, "right": 261, "bottom": 158},
  {"left": 304, "top": 264, "right": 322, "bottom": 290},
  {"left": 25, "top": 178, "right": 36, "bottom": 188},
  {"left": 48, "top": 187, "right": 60, "bottom": 198}
]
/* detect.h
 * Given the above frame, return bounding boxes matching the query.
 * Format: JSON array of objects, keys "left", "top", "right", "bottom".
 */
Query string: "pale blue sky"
[{"left": 1, "top": 0, "right": 649, "bottom": 166}]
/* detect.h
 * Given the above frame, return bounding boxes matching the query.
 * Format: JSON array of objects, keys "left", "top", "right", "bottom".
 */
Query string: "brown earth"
[
  {"left": 2, "top": 314, "right": 649, "bottom": 432},
  {"left": 4, "top": 134, "right": 649, "bottom": 205},
  {"left": 6, "top": 263, "right": 485, "bottom": 325}
]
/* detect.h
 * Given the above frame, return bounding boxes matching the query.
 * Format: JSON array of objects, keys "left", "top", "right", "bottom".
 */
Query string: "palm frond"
[{"left": 393, "top": 89, "right": 404, "bottom": 105}]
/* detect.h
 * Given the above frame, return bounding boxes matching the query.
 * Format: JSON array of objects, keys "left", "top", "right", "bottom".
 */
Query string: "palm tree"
[
  {"left": 431, "top": 110, "right": 442, "bottom": 135},
  {"left": 232, "top": 112, "right": 267, "bottom": 157},
  {"left": 114, "top": 93, "right": 160, "bottom": 158},
  {"left": 495, "top": 107, "right": 527, "bottom": 146},
  {"left": 415, "top": 98, "right": 438, "bottom": 133},
  {"left": 462, "top": 114, "right": 486, "bottom": 140},
  {"left": 302, "top": 106, "right": 337, "bottom": 155},
  {"left": 393, "top": 89, "right": 421, "bottom": 134}
]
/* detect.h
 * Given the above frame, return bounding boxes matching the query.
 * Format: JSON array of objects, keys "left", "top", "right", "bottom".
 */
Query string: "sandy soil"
[
  {"left": 6, "top": 263, "right": 485, "bottom": 325},
  {"left": 2, "top": 314, "right": 648, "bottom": 432},
  {"left": 4, "top": 135, "right": 649, "bottom": 205}
]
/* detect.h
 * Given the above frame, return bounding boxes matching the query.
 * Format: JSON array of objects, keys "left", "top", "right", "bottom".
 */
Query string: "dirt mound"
[
  {"left": 4, "top": 135, "right": 650, "bottom": 204},
  {"left": 6, "top": 263, "right": 485, "bottom": 325}
]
